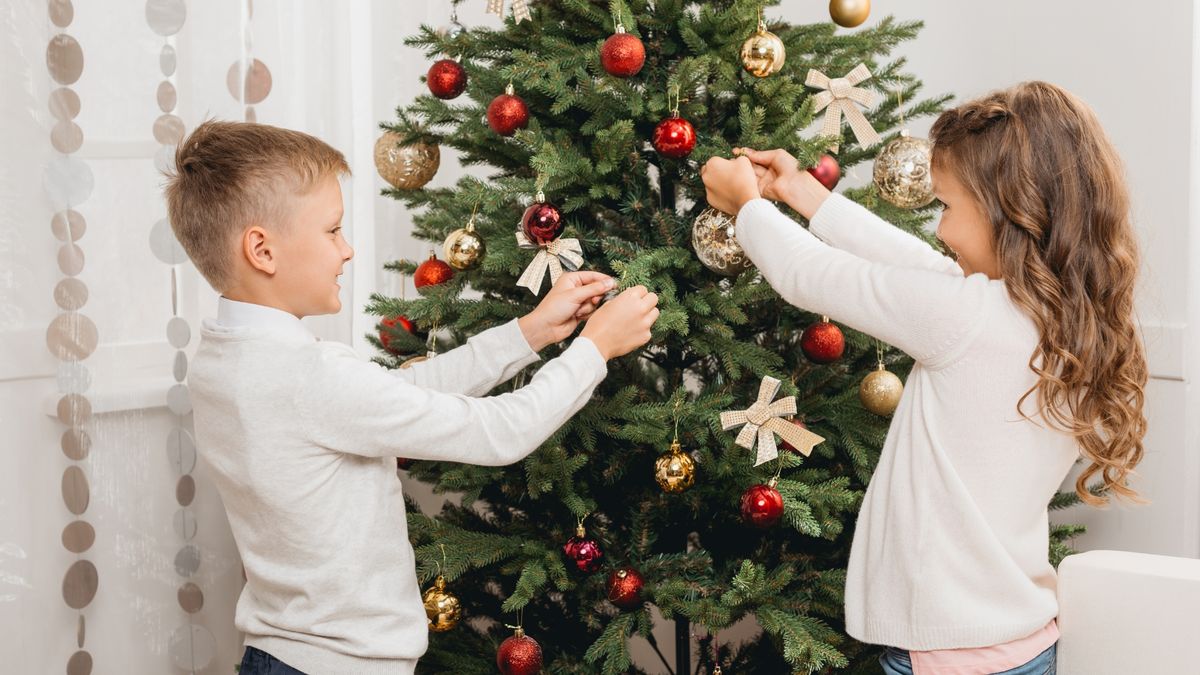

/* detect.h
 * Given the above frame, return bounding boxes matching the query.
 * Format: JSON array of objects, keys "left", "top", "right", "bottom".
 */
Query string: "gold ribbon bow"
[
  {"left": 806, "top": 64, "right": 881, "bottom": 153},
  {"left": 515, "top": 231, "right": 583, "bottom": 295},
  {"left": 487, "top": 0, "right": 531, "bottom": 23},
  {"left": 720, "top": 376, "right": 825, "bottom": 466}
]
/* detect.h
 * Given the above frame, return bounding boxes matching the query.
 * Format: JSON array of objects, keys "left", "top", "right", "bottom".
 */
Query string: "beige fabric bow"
[
  {"left": 720, "top": 376, "right": 825, "bottom": 466},
  {"left": 515, "top": 231, "right": 583, "bottom": 295},
  {"left": 806, "top": 64, "right": 881, "bottom": 153},
  {"left": 487, "top": 0, "right": 531, "bottom": 23}
]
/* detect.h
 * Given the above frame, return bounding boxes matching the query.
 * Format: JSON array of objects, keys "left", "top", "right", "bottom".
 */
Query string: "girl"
[{"left": 700, "top": 81, "right": 1147, "bottom": 674}]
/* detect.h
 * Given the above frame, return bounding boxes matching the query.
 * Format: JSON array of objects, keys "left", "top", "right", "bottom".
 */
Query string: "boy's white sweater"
[
  {"left": 190, "top": 299, "right": 607, "bottom": 674},
  {"left": 736, "top": 195, "right": 1080, "bottom": 650}
]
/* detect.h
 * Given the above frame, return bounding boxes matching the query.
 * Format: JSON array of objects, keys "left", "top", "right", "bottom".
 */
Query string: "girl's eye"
[{"left": 330, "top": 227, "right": 342, "bottom": 235}]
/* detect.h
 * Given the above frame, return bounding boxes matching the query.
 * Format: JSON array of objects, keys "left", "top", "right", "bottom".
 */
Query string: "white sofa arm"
[{"left": 1057, "top": 549, "right": 1200, "bottom": 674}]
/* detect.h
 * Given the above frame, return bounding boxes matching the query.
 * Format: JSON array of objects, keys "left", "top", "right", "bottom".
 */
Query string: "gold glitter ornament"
[
  {"left": 860, "top": 363, "right": 903, "bottom": 416},
  {"left": 873, "top": 130, "right": 934, "bottom": 208},
  {"left": 374, "top": 131, "right": 439, "bottom": 190},
  {"left": 692, "top": 208, "right": 753, "bottom": 277}
]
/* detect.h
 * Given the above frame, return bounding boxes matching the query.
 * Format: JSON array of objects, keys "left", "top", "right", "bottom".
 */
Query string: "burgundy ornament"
[{"left": 562, "top": 523, "right": 604, "bottom": 573}]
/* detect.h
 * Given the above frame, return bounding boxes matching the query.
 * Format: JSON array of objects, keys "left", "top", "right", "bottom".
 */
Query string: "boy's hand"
[
  {"left": 580, "top": 285, "right": 660, "bottom": 360},
  {"left": 519, "top": 271, "right": 616, "bottom": 352},
  {"left": 699, "top": 155, "right": 761, "bottom": 215}
]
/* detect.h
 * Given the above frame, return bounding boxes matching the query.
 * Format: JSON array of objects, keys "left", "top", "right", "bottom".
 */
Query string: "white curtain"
[{"left": 0, "top": 1, "right": 463, "bottom": 672}]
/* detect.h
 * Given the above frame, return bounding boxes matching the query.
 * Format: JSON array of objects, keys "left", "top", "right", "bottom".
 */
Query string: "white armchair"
[{"left": 1057, "top": 550, "right": 1200, "bottom": 673}]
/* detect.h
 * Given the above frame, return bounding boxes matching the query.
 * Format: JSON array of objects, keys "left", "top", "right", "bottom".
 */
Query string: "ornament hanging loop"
[
  {"left": 534, "top": 172, "right": 547, "bottom": 202},
  {"left": 467, "top": 202, "right": 479, "bottom": 230},
  {"left": 433, "top": 543, "right": 448, "bottom": 578},
  {"left": 672, "top": 397, "right": 683, "bottom": 444}
]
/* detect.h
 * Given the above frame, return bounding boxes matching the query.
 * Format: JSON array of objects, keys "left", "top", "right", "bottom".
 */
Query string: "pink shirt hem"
[{"left": 910, "top": 620, "right": 1059, "bottom": 675}]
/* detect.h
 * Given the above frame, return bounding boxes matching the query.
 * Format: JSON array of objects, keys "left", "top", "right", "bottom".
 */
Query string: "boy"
[{"left": 165, "top": 120, "right": 659, "bottom": 674}]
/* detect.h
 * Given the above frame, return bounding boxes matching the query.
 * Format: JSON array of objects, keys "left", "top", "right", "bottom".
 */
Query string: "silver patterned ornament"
[
  {"left": 692, "top": 208, "right": 753, "bottom": 277},
  {"left": 872, "top": 130, "right": 934, "bottom": 209},
  {"left": 374, "top": 131, "right": 439, "bottom": 190}
]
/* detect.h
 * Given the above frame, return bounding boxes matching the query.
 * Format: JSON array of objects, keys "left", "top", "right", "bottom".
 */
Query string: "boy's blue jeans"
[
  {"left": 879, "top": 643, "right": 1057, "bottom": 675},
  {"left": 238, "top": 646, "right": 308, "bottom": 675}
]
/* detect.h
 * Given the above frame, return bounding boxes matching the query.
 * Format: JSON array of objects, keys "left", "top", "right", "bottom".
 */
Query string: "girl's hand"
[
  {"left": 699, "top": 155, "right": 761, "bottom": 215},
  {"left": 735, "top": 148, "right": 831, "bottom": 219}
]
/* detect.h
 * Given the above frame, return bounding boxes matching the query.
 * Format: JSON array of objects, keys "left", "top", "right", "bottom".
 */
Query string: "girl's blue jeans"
[{"left": 879, "top": 642, "right": 1057, "bottom": 675}]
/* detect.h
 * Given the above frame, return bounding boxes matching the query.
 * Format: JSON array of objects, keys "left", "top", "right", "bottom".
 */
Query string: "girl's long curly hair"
[{"left": 929, "top": 81, "right": 1148, "bottom": 507}]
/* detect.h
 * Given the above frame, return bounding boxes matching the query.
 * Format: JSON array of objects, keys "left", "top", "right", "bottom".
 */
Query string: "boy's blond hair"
[{"left": 163, "top": 120, "right": 350, "bottom": 292}]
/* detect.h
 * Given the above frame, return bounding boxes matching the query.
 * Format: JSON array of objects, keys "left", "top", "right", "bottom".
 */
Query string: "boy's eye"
[{"left": 330, "top": 227, "right": 342, "bottom": 234}]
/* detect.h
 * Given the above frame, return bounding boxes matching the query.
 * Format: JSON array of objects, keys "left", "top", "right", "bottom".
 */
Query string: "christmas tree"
[{"left": 371, "top": 1, "right": 1085, "bottom": 672}]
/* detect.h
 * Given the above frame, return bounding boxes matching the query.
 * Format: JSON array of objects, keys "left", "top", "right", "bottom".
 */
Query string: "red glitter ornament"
[
  {"left": 414, "top": 250, "right": 454, "bottom": 294},
  {"left": 600, "top": 25, "right": 645, "bottom": 77},
  {"left": 378, "top": 315, "right": 414, "bottom": 354},
  {"left": 426, "top": 59, "right": 467, "bottom": 100},
  {"left": 606, "top": 566, "right": 645, "bottom": 610},
  {"left": 497, "top": 626, "right": 543, "bottom": 675},
  {"left": 800, "top": 317, "right": 845, "bottom": 364},
  {"left": 487, "top": 84, "right": 530, "bottom": 136}
]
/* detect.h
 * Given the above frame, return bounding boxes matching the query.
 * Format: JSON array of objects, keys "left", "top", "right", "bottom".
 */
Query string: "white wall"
[{"left": 771, "top": 0, "right": 1199, "bottom": 559}]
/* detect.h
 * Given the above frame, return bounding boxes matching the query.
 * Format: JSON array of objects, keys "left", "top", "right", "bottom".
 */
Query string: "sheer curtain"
[{"left": 0, "top": 1, "right": 457, "bottom": 672}]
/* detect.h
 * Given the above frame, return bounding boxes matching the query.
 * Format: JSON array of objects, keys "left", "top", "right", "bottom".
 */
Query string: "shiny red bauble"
[
  {"left": 414, "top": 252, "right": 455, "bottom": 294},
  {"left": 740, "top": 482, "right": 785, "bottom": 529},
  {"left": 487, "top": 85, "right": 530, "bottom": 136},
  {"left": 778, "top": 417, "right": 809, "bottom": 454},
  {"left": 600, "top": 28, "right": 645, "bottom": 77},
  {"left": 378, "top": 315, "right": 414, "bottom": 354},
  {"left": 426, "top": 59, "right": 467, "bottom": 100},
  {"left": 520, "top": 200, "right": 564, "bottom": 244},
  {"left": 653, "top": 115, "right": 697, "bottom": 159},
  {"left": 497, "top": 628, "right": 543, "bottom": 675},
  {"left": 605, "top": 566, "right": 645, "bottom": 610},
  {"left": 807, "top": 154, "right": 841, "bottom": 190},
  {"left": 800, "top": 319, "right": 845, "bottom": 364},
  {"left": 562, "top": 526, "right": 604, "bottom": 573}
]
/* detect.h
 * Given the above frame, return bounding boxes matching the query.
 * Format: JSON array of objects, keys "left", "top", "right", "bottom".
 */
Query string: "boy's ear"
[{"left": 243, "top": 225, "right": 276, "bottom": 275}]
